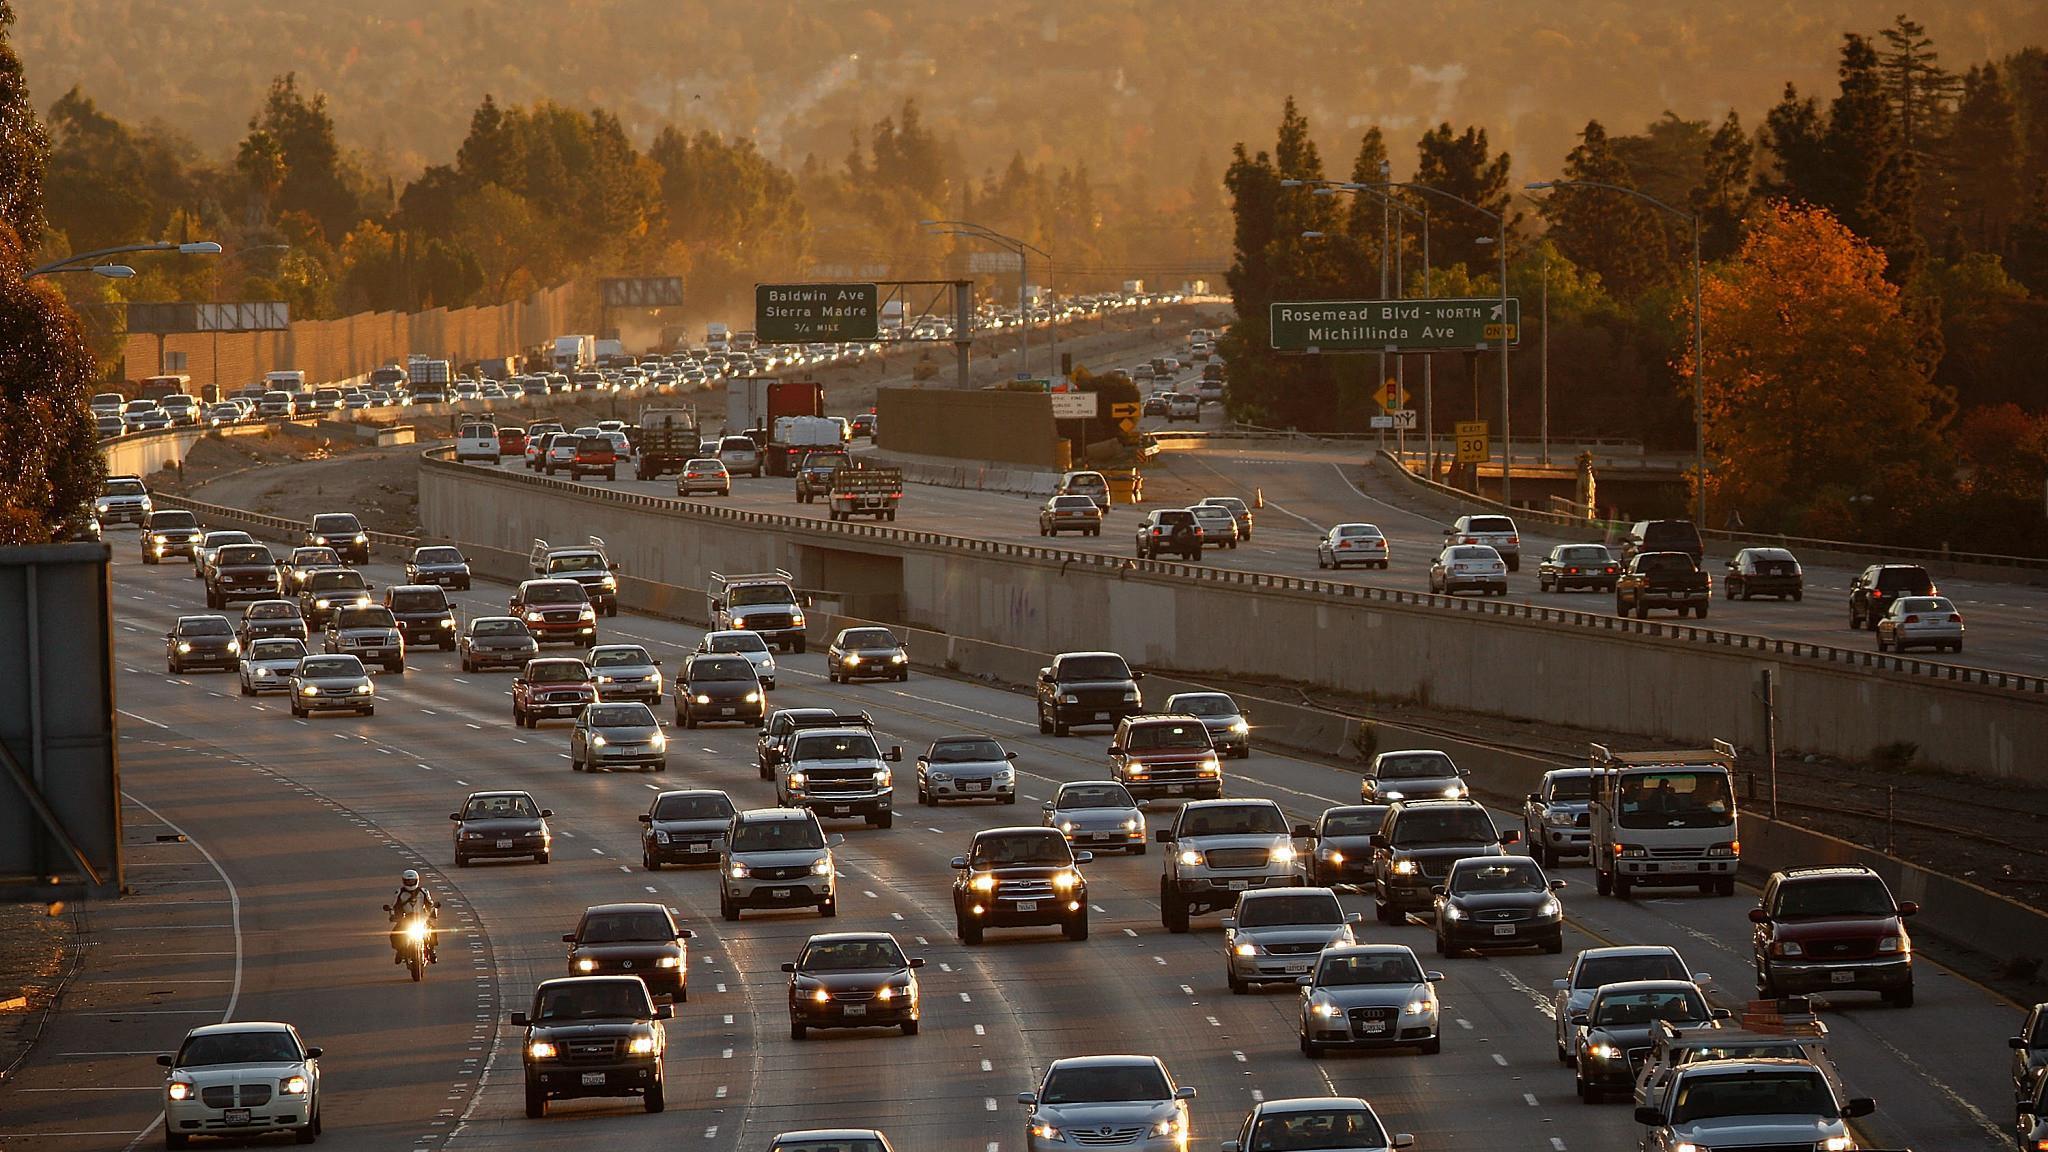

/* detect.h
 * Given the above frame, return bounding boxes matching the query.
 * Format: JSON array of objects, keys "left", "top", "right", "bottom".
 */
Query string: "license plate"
[
  {"left": 829, "top": 806, "right": 852, "bottom": 816},
  {"left": 1015, "top": 900, "right": 1038, "bottom": 912},
  {"left": 1360, "top": 1019, "right": 1387, "bottom": 1034},
  {"left": 1493, "top": 924, "right": 1517, "bottom": 936},
  {"left": 1830, "top": 971, "right": 1856, "bottom": 984},
  {"left": 1228, "top": 879, "right": 1249, "bottom": 891},
  {"left": 1090, "top": 832, "right": 1115, "bottom": 841},
  {"left": 688, "top": 843, "right": 710, "bottom": 854},
  {"left": 495, "top": 839, "right": 513, "bottom": 849},
  {"left": 580, "top": 1072, "right": 606, "bottom": 1087},
  {"left": 771, "top": 888, "right": 791, "bottom": 899},
  {"left": 222, "top": 1108, "right": 251, "bottom": 1126},
  {"left": 719, "top": 707, "right": 735, "bottom": 716},
  {"left": 843, "top": 1004, "right": 866, "bottom": 1017},
  {"left": 966, "top": 781, "right": 986, "bottom": 791},
  {"left": 1285, "top": 963, "right": 1310, "bottom": 974},
  {"left": 1092, "top": 712, "right": 1109, "bottom": 720}
]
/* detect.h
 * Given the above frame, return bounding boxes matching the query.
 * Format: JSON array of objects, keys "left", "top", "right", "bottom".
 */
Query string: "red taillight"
[
  {"left": 1903, "top": 614, "right": 1920, "bottom": 624},
  {"left": 1949, "top": 613, "right": 1962, "bottom": 622},
  {"left": 888, "top": 492, "right": 902, "bottom": 500},
  {"left": 1461, "top": 536, "right": 1477, "bottom": 544},
  {"left": 1605, "top": 566, "right": 1617, "bottom": 574},
  {"left": 1566, "top": 567, "right": 1580, "bottom": 574},
  {"left": 1151, "top": 527, "right": 1164, "bottom": 535},
  {"left": 1507, "top": 536, "right": 1519, "bottom": 545}
]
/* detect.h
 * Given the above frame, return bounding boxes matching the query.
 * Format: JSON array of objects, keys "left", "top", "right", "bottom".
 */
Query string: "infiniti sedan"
[{"left": 784, "top": 931, "right": 924, "bottom": 1039}]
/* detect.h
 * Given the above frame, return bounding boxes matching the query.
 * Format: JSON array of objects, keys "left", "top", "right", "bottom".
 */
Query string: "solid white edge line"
[{"left": 116, "top": 792, "right": 242, "bottom": 1152}]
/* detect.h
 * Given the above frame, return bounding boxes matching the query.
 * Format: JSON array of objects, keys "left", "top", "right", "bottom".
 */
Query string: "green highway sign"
[
  {"left": 1269, "top": 297, "right": 1522, "bottom": 352},
  {"left": 756, "top": 282, "right": 880, "bottom": 344}
]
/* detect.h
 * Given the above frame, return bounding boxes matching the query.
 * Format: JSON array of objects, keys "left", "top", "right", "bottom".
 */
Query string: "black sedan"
[
  {"left": 1724, "top": 547, "right": 1804, "bottom": 601},
  {"left": 639, "top": 789, "right": 736, "bottom": 870},
  {"left": 406, "top": 545, "right": 473, "bottom": 590},
  {"left": 676, "top": 654, "right": 764, "bottom": 728},
  {"left": 166, "top": 615, "right": 239, "bottom": 674},
  {"left": 452, "top": 790, "right": 554, "bottom": 866},
  {"left": 1536, "top": 544, "right": 1620, "bottom": 593},
  {"left": 1431, "top": 856, "right": 1566, "bottom": 957},
  {"left": 563, "top": 902, "right": 693, "bottom": 999},
  {"left": 1572, "top": 979, "right": 1725, "bottom": 1102},
  {"left": 459, "top": 617, "right": 540, "bottom": 672},
  {"left": 826, "top": 626, "right": 910, "bottom": 683},
  {"left": 784, "top": 932, "right": 924, "bottom": 1039},
  {"left": 1309, "top": 804, "right": 1388, "bottom": 888}
]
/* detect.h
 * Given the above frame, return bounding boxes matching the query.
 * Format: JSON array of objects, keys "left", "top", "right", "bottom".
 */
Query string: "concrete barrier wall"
[
  {"left": 418, "top": 458, "right": 2048, "bottom": 782},
  {"left": 875, "top": 388, "right": 1061, "bottom": 468},
  {"left": 101, "top": 428, "right": 208, "bottom": 479}
]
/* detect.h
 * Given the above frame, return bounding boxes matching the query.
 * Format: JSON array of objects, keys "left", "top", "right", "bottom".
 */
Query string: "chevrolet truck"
[
  {"left": 775, "top": 725, "right": 902, "bottom": 829},
  {"left": 709, "top": 570, "right": 806, "bottom": 653},
  {"left": 531, "top": 537, "right": 620, "bottom": 617},
  {"left": 1589, "top": 741, "right": 1740, "bottom": 900},
  {"left": 828, "top": 467, "right": 902, "bottom": 522}
]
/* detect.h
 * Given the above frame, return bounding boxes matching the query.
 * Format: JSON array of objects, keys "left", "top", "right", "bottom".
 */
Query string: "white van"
[{"left": 455, "top": 421, "right": 501, "bottom": 463}]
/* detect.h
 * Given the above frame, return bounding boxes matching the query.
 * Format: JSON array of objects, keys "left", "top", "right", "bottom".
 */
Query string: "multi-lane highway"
[
  {"left": 469, "top": 419, "right": 2048, "bottom": 676},
  {"left": 0, "top": 537, "right": 2023, "bottom": 1152}
]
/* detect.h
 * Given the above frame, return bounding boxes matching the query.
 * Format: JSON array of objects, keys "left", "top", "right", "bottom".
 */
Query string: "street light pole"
[
  {"left": 921, "top": 220, "right": 1049, "bottom": 383},
  {"left": 29, "top": 240, "right": 222, "bottom": 279},
  {"left": 1540, "top": 247, "right": 1550, "bottom": 465}
]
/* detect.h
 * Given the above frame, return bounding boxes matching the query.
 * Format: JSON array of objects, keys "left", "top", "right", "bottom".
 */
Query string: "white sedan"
[
  {"left": 1875, "top": 595, "right": 1965, "bottom": 654},
  {"left": 238, "top": 637, "right": 309, "bottom": 696},
  {"left": 160, "top": 1021, "right": 322, "bottom": 1147},
  {"left": 697, "top": 629, "right": 778, "bottom": 690},
  {"left": 1318, "top": 524, "right": 1390, "bottom": 570}
]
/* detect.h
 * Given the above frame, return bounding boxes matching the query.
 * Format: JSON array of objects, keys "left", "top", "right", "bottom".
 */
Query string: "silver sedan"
[
  {"left": 914, "top": 735, "right": 1017, "bottom": 805},
  {"left": 1020, "top": 1055, "right": 1194, "bottom": 1152},
  {"left": 238, "top": 637, "right": 308, "bottom": 696},
  {"left": 1043, "top": 780, "right": 1147, "bottom": 854},
  {"left": 1875, "top": 595, "right": 1964, "bottom": 654},
  {"left": 288, "top": 654, "right": 374, "bottom": 717}
]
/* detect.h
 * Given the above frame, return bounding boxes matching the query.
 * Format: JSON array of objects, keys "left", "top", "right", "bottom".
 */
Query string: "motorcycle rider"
[{"left": 388, "top": 869, "right": 439, "bottom": 964}]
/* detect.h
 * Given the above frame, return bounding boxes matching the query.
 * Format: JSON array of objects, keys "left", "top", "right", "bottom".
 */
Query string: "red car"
[
  {"left": 498, "top": 426, "right": 529, "bottom": 457},
  {"left": 512, "top": 657, "right": 596, "bottom": 728},
  {"left": 570, "top": 435, "right": 617, "bottom": 481}
]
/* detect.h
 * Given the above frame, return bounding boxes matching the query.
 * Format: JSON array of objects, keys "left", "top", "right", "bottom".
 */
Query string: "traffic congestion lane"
[{"left": 100, "top": 543, "right": 2018, "bottom": 1151}]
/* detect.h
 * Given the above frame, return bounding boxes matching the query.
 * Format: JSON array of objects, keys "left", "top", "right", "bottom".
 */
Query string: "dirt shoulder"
[{"left": 0, "top": 901, "right": 75, "bottom": 1084}]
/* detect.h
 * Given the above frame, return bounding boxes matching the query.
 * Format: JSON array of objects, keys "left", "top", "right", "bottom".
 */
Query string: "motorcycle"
[{"left": 384, "top": 904, "right": 431, "bottom": 982}]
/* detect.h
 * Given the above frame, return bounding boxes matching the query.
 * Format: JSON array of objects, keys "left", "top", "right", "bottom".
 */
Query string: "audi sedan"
[
  {"left": 1297, "top": 944, "right": 1442, "bottom": 1057},
  {"left": 1042, "top": 780, "right": 1147, "bottom": 854}
]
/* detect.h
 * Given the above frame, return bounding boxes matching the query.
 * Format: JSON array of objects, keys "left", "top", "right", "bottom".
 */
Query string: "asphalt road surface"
[{"left": 0, "top": 540, "right": 2022, "bottom": 1152}]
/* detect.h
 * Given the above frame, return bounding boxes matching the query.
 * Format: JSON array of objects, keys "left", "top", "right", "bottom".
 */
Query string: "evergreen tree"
[
  {"left": 0, "top": 0, "right": 47, "bottom": 252},
  {"left": 456, "top": 95, "right": 525, "bottom": 190},
  {"left": 1539, "top": 119, "right": 1665, "bottom": 299},
  {"left": 1944, "top": 64, "right": 2025, "bottom": 255},
  {"left": 1414, "top": 122, "right": 1515, "bottom": 271},
  {"left": 241, "top": 73, "right": 361, "bottom": 243},
  {"left": 1342, "top": 126, "right": 1389, "bottom": 268},
  {"left": 1879, "top": 14, "right": 1959, "bottom": 158},
  {"left": 1693, "top": 111, "right": 1753, "bottom": 262},
  {"left": 1757, "top": 83, "right": 1826, "bottom": 205},
  {"left": 2009, "top": 176, "right": 2048, "bottom": 295},
  {"left": 1823, "top": 35, "right": 1925, "bottom": 283}
]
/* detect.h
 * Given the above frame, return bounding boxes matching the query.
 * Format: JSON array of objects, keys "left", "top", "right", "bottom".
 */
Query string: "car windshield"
[
  {"left": 534, "top": 983, "right": 646, "bottom": 1021},
  {"left": 388, "top": 590, "right": 446, "bottom": 612},
  {"left": 1125, "top": 722, "right": 1209, "bottom": 751},
  {"left": 1170, "top": 695, "right": 1236, "bottom": 717},
  {"left": 249, "top": 640, "right": 306, "bottom": 660},
  {"left": 204, "top": 533, "right": 254, "bottom": 548},
  {"left": 307, "top": 572, "right": 367, "bottom": 593},
  {"left": 246, "top": 602, "right": 298, "bottom": 619},
  {"left": 1592, "top": 987, "right": 1707, "bottom": 1026},
  {"left": 1040, "top": 1064, "right": 1170, "bottom": 1105},
  {"left": 463, "top": 794, "right": 538, "bottom": 819},
  {"left": 1063, "top": 475, "right": 1107, "bottom": 493},
  {"left": 1574, "top": 952, "right": 1688, "bottom": 988},
  {"left": 591, "top": 648, "right": 652, "bottom": 668},
  {"left": 1058, "top": 656, "right": 1131, "bottom": 680},
  {"left": 692, "top": 657, "right": 758, "bottom": 682},
  {"left": 1557, "top": 546, "right": 1610, "bottom": 562},
  {"left": 1774, "top": 876, "right": 1897, "bottom": 918},
  {"left": 1450, "top": 860, "right": 1547, "bottom": 894},
  {"left": 181, "top": 618, "right": 232, "bottom": 636},
  {"left": 928, "top": 738, "right": 1004, "bottom": 763},
  {"left": 1376, "top": 752, "right": 1456, "bottom": 780},
  {"left": 1248, "top": 1108, "right": 1388, "bottom": 1151},
  {"left": 312, "top": 515, "right": 361, "bottom": 534},
  {"left": 548, "top": 554, "right": 606, "bottom": 574},
  {"left": 707, "top": 633, "right": 768, "bottom": 654},
  {"left": 525, "top": 584, "right": 586, "bottom": 605},
  {"left": 577, "top": 911, "right": 671, "bottom": 943},
  {"left": 333, "top": 608, "right": 396, "bottom": 629},
  {"left": 972, "top": 834, "right": 1072, "bottom": 867},
  {"left": 1616, "top": 772, "right": 1733, "bottom": 829},
  {"left": 800, "top": 939, "right": 906, "bottom": 972},
  {"left": 528, "top": 662, "right": 587, "bottom": 684},
  {"left": 1179, "top": 804, "right": 1287, "bottom": 837},
  {"left": 653, "top": 794, "right": 734, "bottom": 821},
  {"left": 153, "top": 512, "right": 197, "bottom": 528},
  {"left": 1468, "top": 517, "right": 1515, "bottom": 532},
  {"left": 1546, "top": 775, "right": 1594, "bottom": 801},
  {"left": 1317, "top": 952, "right": 1424, "bottom": 986},
  {"left": 176, "top": 1031, "right": 301, "bottom": 1067},
  {"left": 1669, "top": 1071, "right": 1836, "bottom": 1125},
  {"left": 841, "top": 629, "right": 897, "bottom": 648},
  {"left": 294, "top": 549, "right": 339, "bottom": 566},
  {"left": 587, "top": 704, "right": 653, "bottom": 727},
  {"left": 793, "top": 732, "right": 881, "bottom": 760},
  {"left": 730, "top": 819, "right": 825, "bottom": 853},
  {"left": 105, "top": 480, "right": 147, "bottom": 497},
  {"left": 298, "top": 657, "right": 360, "bottom": 677},
  {"left": 1058, "top": 784, "right": 1135, "bottom": 809},
  {"left": 471, "top": 619, "right": 525, "bottom": 638},
  {"left": 1389, "top": 808, "right": 1497, "bottom": 846},
  {"left": 1236, "top": 893, "right": 1343, "bottom": 928},
  {"left": 728, "top": 585, "right": 791, "bottom": 607},
  {"left": 1320, "top": 808, "right": 1385, "bottom": 836}
]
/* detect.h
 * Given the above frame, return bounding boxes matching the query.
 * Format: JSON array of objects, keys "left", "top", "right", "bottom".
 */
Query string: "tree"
[
  {"left": 0, "top": 240, "right": 104, "bottom": 544},
  {"left": 1757, "top": 83, "right": 1827, "bottom": 205},
  {"left": 1822, "top": 35, "right": 1925, "bottom": 284},
  {"left": 455, "top": 95, "right": 524, "bottom": 189},
  {"left": 1413, "top": 122, "right": 1514, "bottom": 271},
  {"left": 1693, "top": 111, "right": 1753, "bottom": 262},
  {"left": 1342, "top": 127, "right": 1389, "bottom": 258},
  {"left": 242, "top": 73, "right": 360, "bottom": 243},
  {"left": 0, "top": 0, "right": 47, "bottom": 252},
  {"left": 1879, "top": 14, "right": 1959, "bottom": 158},
  {"left": 1687, "top": 203, "right": 1951, "bottom": 537},
  {"left": 454, "top": 183, "right": 550, "bottom": 301},
  {"left": 1538, "top": 120, "right": 1666, "bottom": 299},
  {"left": 2012, "top": 177, "right": 2048, "bottom": 294},
  {"left": 1944, "top": 64, "right": 2025, "bottom": 254}
]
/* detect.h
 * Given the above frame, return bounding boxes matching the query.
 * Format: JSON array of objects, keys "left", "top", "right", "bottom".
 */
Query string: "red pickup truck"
[
  {"left": 569, "top": 435, "right": 617, "bottom": 481},
  {"left": 511, "top": 658, "right": 596, "bottom": 728}
]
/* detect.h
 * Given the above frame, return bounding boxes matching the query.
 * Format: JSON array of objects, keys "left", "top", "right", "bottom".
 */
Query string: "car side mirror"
[
  {"left": 561, "top": 933, "right": 577, "bottom": 943},
  {"left": 1633, "top": 1107, "right": 1662, "bottom": 1126},
  {"left": 540, "top": 809, "right": 554, "bottom": 818},
  {"left": 651, "top": 658, "right": 661, "bottom": 666},
  {"left": 1106, "top": 745, "right": 1122, "bottom": 755},
  {"left": 1430, "top": 885, "right": 1446, "bottom": 897},
  {"left": 1691, "top": 971, "right": 1712, "bottom": 984},
  {"left": 1346, "top": 912, "right": 1362, "bottom": 924},
  {"left": 909, "top": 957, "right": 925, "bottom": 969},
  {"left": 655, "top": 1004, "right": 673, "bottom": 1020},
  {"left": 382, "top": 904, "right": 393, "bottom": 912},
  {"left": 1423, "top": 971, "right": 1444, "bottom": 983},
  {"left": 304, "top": 1046, "right": 322, "bottom": 1059},
  {"left": 887, "top": 746, "right": 902, "bottom": 762},
  {"left": 511, "top": 677, "right": 526, "bottom": 686},
  {"left": 157, "top": 1052, "right": 176, "bottom": 1067},
  {"left": 1042, "top": 801, "right": 1055, "bottom": 812},
  {"left": 1219, "top": 916, "right": 1236, "bottom": 930},
  {"left": 1037, "top": 669, "right": 1052, "bottom": 681},
  {"left": 1710, "top": 1008, "right": 1733, "bottom": 1020},
  {"left": 2012, "top": 1036, "right": 2029, "bottom": 1049},
  {"left": 1458, "top": 767, "right": 1471, "bottom": 776},
  {"left": 1292, "top": 823, "right": 1313, "bottom": 839},
  {"left": 1295, "top": 976, "right": 1313, "bottom": 987},
  {"left": 1526, "top": 793, "right": 1540, "bottom": 803},
  {"left": 1442, "top": 527, "right": 1456, "bottom": 535},
  {"left": 677, "top": 929, "right": 694, "bottom": 940},
  {"left": 448, "top": 813, "right": 461, "bottom": 821},
  {"left": 1074, "top": 851, "right": 1093, "bottom": 864},
  {"left": 780, "top": 962, "right": 796, "bottom": 973},
  {"left": 1550, "top": 879, "right": 1567, "bottom": 890},
  {"left": 1390, "top": 1136, "right": 1414, "bottom": 1150},
  {"left": 1843, "top": 1098, "right": 1875, "bottom": 1119},
  {"left": 510, "top": 1012, "right": 530, "bottom": 1026},
  {"left": 1896, "top": 900, "right": 1918, "bottom": 917},
  {"left": 1553, "top": 979, "right": 1570, "bottom": 991},
  {"left": 1132, "top": 671, "right": 1145, "bottom": 681},
  {"left": 639, "top": 814, "right": 653, "bottom": 824},
  {"left": 1748, "top": 908, "right": 1771, "bottom": 924},
  {"left": 1154, "top": 829, "right": 1172, "bottom": 843},
  {"left": 1500, "top": 831, "right": 1520, "bottom": 845},
  {"left": 1369, "top": 834, "right": 1389, "bottom": 849},
  {"left": 951, "top": 856, "right": 968, "bottom": 869},
  {"left": 1175, "top": 1086, "right": 1196, "bottom": 1100},
  {"left": 608, "top": 561, "right": 620, "bottom": 571},
  {"left": 1569, "top": 1011, "right": 1588, "bottom": 1024}
]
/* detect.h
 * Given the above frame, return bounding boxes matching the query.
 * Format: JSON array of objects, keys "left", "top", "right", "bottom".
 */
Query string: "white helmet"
[{"left": 400, "top": 870, "right": 420, "bottom": 890}]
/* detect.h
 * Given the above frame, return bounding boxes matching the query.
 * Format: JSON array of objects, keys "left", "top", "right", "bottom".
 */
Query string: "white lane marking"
[
  {"left": 721, "top": 1048, "right": 733, "bottom": 1060},
  {"left": 1550, "top": 1140, "right": 1566, "bottom": 1151},
  {"left": 984, "top": 1098, "right": 998, "bottom": 1112},
  {"left": 960, "top": 992, "right": 973, "bottom": 1002},
  {"left": 1153, "top": 956, "right": 1166, "bottom": 966},
  {"left": 420, "top": 708, "right": 437, "bottom": 715},
  {"left": 715, "top": 1085, "right": 728, "bottom": 1098},
  {"left": 1179, "top": 984, "right": 1194, "bottom": 995},
  {"left": 116, "top": 794, "right": 242, "bottom": 1152},
  {"left": 1456, "top": 1018, "right": 1473, "bottom": 1029},
  {"left": 1205, "top": 1015, "right": 1220, "bottom": 1027},
  {"left": 974, "top": 1024, "right": 986, "bottom": 1036},
  {"left": 1524, "top": 1093, "right": 1539, "bottom": 1106},
  {"left": 981, "top": 1059, "right": 993, "bottom": 1072},
  {"left": 1232, "top": 1050, "right": 1247, "bottom": 1063},
  {"left": 117, "top": 709, "right": 169, "bottom": 730},
  {"left": 1123, "top": 928, "right": 1138, "bottom": 937},
  {"left": 1491, "top": 1053, "right": 1508, "bottom": 1066}
]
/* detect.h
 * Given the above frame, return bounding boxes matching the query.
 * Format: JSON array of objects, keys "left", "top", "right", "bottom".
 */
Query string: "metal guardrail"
[
  {"left": 1375, "top": 450, "right": 2048, "bottom": 574},
  {"left": 423, "top": 447, "right": 2048, "bottom": 698}
]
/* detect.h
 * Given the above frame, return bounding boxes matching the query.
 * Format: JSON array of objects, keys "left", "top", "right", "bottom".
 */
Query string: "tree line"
[{"left": 1220, "top": 16, "right": 2048, "bottom": 552}]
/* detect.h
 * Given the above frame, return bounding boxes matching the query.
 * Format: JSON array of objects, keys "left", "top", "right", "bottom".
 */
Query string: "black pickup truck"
[
  {"left": 794, "top": 450, "right": 853, "bottom": 503},
  {"left": 514, "top": 976, "right": 671, "bottom": 1118},
  {"left": 1615, "top": 552, "right": 1712, "bottom": 619}
]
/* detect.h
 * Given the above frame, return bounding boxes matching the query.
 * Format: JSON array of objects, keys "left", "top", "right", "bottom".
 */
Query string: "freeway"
[
  {"left": 467, "top": 410, "right": 2048, "bottom": 677},
  {"left": 0, "top": 540, "right": 2022, "bottom": 1152}
]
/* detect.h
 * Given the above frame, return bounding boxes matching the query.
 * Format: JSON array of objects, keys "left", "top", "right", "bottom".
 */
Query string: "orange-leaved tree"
[{"left": 1679, "top": 202, "right": 1951, "bottom": 538}]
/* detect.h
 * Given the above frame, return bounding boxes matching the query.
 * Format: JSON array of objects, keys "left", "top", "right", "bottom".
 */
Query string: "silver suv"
[
  {"left": 1444, "top": 514, "right": 1521, "bottom": 571},
  {"left": 1156, "top": 799, "right": 1307, "bottom": 933},
  {"left": 719, "top": 808, "right": 842, "bottom": 921}
]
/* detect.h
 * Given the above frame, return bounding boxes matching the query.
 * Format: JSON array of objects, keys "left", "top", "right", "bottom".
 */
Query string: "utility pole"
[
  {"left": 1378, "top": 159, "right": 1391, "bottom": 429},
  {"left": 1539, "top": 249, "right": 1550, "bottom": 465}
]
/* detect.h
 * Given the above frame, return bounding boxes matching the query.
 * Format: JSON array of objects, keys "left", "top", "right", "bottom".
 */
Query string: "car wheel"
[
  {"left": 1695, "top": 603, "right": 1708, "bottom": 619},
  {"left": 790, "top": 1021, "right": 807, "bottom": 1041},
  {"left": 917, "top": 782, "right": 931, "bottom": 806},
  {"left": 870, "top": 811, "right": 893, "bottom": 829},
  {"left": 957, "top": 915, "right": 982, "bottom": 945},
  {"left": 1300, "top": 1035, "right": 1323, "bottom": 1058},
  {"left": 534, "top": 851, "right": 549, "bottom": 864},
  {"left": 721, "top": 894, "right": 739, "bottom": 922},
  {"left": 1419, "top": 1034, "right": 1441, "bottom": 1055},
  {"left": 901, "top": 1018, "right": 919, "bottom": 1036},
  {"left": 643, "top": 1075, "right": 665, "bottom": 1113},
  {"left": 1161, "top": 878, "right": 1190, "bottom": 933},
  {"left": 1037, "top": 708, "right": 1052, "bottom": 735},
  {"left": 1227, "top": 967, "right": 1247, "bottom": 994},
  {"left": 818, "top": 897, "right": 836, "bottom": 918},
  {"left": 644, "top": 852, "right": 659, "bottom": 871},
  {"left": 1053, "top": 718, "right": 1069, "bottom": 737},
  {"left": 1713, "top": 877, "right": 1735, "bottom": 897},
  {"left": 1885, "top": 983, "right": 1914, "bottom": 1008},
  {"left": 1614, "top": 874, "right": 1633, "bottom": 900},
  {"left": 1434, "top": 929, "right": 1451, "bottom": 957},
  {"left": 1065, "top": 913, "right": 1088, "bottom": 942},
  {"left": 525, "top": 1086, "right": 547, "bottom": 1119},
  {"left": 295, "top": 1115, "right": 318, "bottom": 1145},
  {"left": 239, "top": 680, "right": 252, "bottom": 697},
  {"left": 1375, "top": 895, "right": 1396, "bottom": 924},
  {"left": 1545, "top": 935, "right": 1565, "bottom": 955}
]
